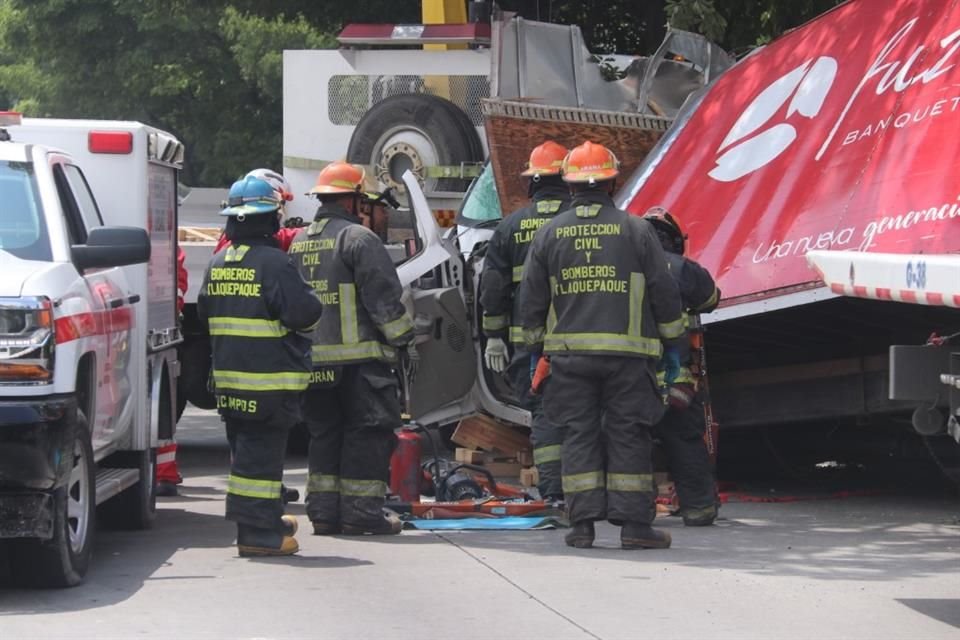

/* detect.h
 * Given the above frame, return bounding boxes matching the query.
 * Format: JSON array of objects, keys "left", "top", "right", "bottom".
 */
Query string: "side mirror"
[{"left": 72, "top": 226, "right": 151, "bottom": 271}]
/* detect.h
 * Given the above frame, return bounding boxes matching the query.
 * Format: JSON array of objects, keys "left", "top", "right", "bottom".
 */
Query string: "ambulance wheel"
[
  {"left": 347, "top": 94, "right": 483, "bottom": 194},
  {"left": 11, "top": 413, "right": 95, "bottom": 587},
  {"left": 98, "top": 448, "right": 157, "bottom": 531}
]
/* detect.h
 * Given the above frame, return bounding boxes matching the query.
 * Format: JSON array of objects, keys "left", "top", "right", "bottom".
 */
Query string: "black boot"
[
  {"left": 312, "top": 520, "right": 342, "bottom": 535},
  {"left": 621, "top": 523, "right": 672, "bottom": 550},
  {"left": 237, "top": 524, "right": 299, "bottom": 557},
  {"left": 342, "top": 509, "right": 403, "bottom": 536},
  {"left": 564, "top": 521, "right": 595, "bottom": 548},
  {"left": 682, "top": 504, "right": 717, "bottom": 527}
]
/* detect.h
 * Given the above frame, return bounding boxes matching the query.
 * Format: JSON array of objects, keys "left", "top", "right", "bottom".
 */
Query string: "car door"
[
  {"left": 54, "top": 162, "right": 138, "bottom": 452},
  {"left": 394, "top": 172, "right": 478, "bottom": 426}
]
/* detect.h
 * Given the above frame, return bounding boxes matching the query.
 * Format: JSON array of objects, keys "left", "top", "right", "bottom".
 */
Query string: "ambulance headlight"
[{"left": 0, "top": 297, "right": 55, "bottom": 384}]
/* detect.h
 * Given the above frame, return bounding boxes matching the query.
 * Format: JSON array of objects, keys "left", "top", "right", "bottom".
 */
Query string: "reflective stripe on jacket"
[
  {"left": 289, "top": 204, "right": 414, "bottom": 369},
  {"left": 520, "top": 192, "right": 685, "bottom": 359},
  {"left": 664, "top": 252, "right": 722, "bottom": 367},
  {"left": 479, "top": 185, "right": 570, "bottom": 345},
  {"left": 198, "top": 238, "right": 322, "bottom": 420}
]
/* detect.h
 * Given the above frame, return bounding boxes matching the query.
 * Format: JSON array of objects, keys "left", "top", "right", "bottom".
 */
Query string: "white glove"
[{"left": 484, "top": 337, "right": 508, "bottom": 373}]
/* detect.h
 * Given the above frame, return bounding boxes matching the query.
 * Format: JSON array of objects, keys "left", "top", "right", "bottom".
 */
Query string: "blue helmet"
[{"left": 220, "top": 176, "right": 282, "bottom": 217}]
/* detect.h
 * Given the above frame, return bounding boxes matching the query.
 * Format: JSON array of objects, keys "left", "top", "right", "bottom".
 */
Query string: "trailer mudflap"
[{"left": 890, "top": 345, "right": 953, "bottom": 402}]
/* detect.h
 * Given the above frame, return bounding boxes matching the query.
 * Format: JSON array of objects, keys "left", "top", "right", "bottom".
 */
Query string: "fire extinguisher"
[{"left": 389, "top": 427, "right": 423, "bottom": 501}]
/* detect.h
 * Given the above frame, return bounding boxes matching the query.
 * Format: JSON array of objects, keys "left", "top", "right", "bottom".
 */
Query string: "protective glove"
[
  {"left": 484, "top": 337, "right": 508, "bottom": 373},
  {"left": 662, "top": 346, "right": 681, "bottom": 386},
  {"left": 400, "top": 343, "right": 421, "bottom": 384}
]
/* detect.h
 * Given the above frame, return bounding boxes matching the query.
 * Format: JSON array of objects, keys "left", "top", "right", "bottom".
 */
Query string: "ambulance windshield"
[{"left": 0, "top": 161, "right": 50, "bottom": 262}]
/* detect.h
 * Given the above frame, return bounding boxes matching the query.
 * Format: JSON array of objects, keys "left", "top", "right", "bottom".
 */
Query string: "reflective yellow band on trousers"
[
  {"left": 213, "top": 370, "right": 310, "bottom": 391},
  {"left": 509, "top": 326, "right": 525, "bottom": 345},
  {"left": 307, "top": 473, "right": 340, "bottom": 493},
  {"left": 380, "top": 314, "right": 414, "bottom": 342},
  {"left": 340, "top": 478, "right": 386, "bottom": 497},
  {"left": 544, "top": 332, "right": 662, "bottom": 357},
  {"left": 483, "top": 314, "right": 509, "bottom": 331},
  {"left": 208, "top": 317, "right": 285, "bottom": 338},
  {"left": 227, "top": 474, "right": 282, "bottom": 499},
  {"left": 312, "top": 341, "right": 393, "bottom": 363},
  {"left": 562, "top": 470, "right": 605, "bottom": 493},
  {"left": 534, "top": 444, "right": 562, "bottom": 465},
  {"left": 607, "top": 472, "right": 653, "bottom": 492}
]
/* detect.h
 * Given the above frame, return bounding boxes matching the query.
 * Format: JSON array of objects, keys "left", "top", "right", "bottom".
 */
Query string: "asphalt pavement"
[{"left": 0, "top": 407, "right": 958, "bottom": 640}]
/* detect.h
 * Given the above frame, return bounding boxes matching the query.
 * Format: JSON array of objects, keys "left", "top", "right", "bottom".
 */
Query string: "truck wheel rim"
[
  {"left": 373, "top": 126, "right": 439, "bottom": 192},
  {"left": 66, "top": 439, "right": 90, "bottom": 554}
]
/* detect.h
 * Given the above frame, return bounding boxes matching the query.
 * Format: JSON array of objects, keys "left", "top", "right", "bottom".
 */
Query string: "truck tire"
[
  {"left": 97, "top": 448, "right": 157, "bottom": 531},
  {"left": 179, "top": 338, "right": 216, "bottom": 410},
  {"left": 11, "top": 412, "right": 95, "bottom": 588},
  {"left": 347, "top": 94, "right": 484, "bottom": 194}
]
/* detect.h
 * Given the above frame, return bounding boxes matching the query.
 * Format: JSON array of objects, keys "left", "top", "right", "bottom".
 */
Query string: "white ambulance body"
[{"left": 0, "top": 115, "right": 183, "bottom": 587}]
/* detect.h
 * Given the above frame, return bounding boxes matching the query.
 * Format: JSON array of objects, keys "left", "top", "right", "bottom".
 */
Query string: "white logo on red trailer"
[{"left": 709, "top": 57, "right": 837, "bottom": 183}]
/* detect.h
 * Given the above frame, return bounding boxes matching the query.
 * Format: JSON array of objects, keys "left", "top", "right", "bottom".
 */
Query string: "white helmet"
[{"left": 244, "top": 168, "right": 293, "bottom": 202}]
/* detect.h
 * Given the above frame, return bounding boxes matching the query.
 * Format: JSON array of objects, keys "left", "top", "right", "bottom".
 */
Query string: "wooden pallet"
[
  {"left": 451, "top": 413, "right": 532, "bottom": 458},
  {"left": 178, "top": 226, "right": 221, "bottom": 243}
]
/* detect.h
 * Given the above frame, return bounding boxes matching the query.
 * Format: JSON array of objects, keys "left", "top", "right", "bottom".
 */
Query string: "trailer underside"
[{"left": 707, "top": 297, "right": 958, "bottom": 428}]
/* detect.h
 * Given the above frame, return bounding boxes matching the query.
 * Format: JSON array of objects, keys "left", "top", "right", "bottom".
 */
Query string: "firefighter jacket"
[
  {"left": 480, "top": 185, "right": 570, "bottom": 345},
  {"left": 666, "top": 253, "right": 720, "bottom": 316},
  {"left": 197, "top": 237, "right": 322, "bottom": 421},
  {"left": 288, "top": 203, "right": 414, "bottom": 373},
  {"left": 664, "top": 252, "right": 721, "bottom": 386},
  {"left": 520, "top": 191, "right": 685, "bottom": 359}
]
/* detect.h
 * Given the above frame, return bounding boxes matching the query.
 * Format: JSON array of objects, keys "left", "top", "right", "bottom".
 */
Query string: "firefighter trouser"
[
  {"left": 506, "top": 348, "right": 563, "bottom": 500},
  {"left": 224, "top": 417, "right": 290, "bottom": 532},
  {"left": 544, "top": 355, "right": 660, "bottom": 526},
  {"left": 303, "top": 361, "right": 401, "bottom": 527},
  {"left": 654, "top": 398, "right": 716, "bottom": 520}
]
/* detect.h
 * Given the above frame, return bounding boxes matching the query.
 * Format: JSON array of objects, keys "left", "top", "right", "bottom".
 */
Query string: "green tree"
[
  {"left": 502, "top": 0, "right": 844, "bottom": 57},
  {"left": 0, "top": 0, "right": 410, "bottom": 184},
  {"left": 0, "top": 0, "right": 847, "bottom": 185}
]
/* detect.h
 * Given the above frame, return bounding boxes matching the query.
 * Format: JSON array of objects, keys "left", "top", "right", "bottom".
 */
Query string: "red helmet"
[
  {"left": 643, "top": 206, "right": 687, "bottom": 255},
  {"left": 520, "top": 141, "right": 569, "bottom": 178}
]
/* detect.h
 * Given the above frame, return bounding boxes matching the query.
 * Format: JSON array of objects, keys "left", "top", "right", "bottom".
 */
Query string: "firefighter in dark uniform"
[
  {"left": 644, "top": 206, "right": 722, "bottom": 526},
  {"left": 198, "top": 176, "right": 322, "bottom": 557},
  {"left": 480, "top": 140, "right": 570, "bottom": 504},
  {"left": 288, "top": 161, "right": 418, "bottom": 537},
  {"left": 521, "top": 141, "right": 686, "bottom": 550}
]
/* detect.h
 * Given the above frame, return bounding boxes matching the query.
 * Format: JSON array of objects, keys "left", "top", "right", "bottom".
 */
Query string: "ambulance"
[{"left": 0, "top": 115, "right": 183, "bottom": 586}]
